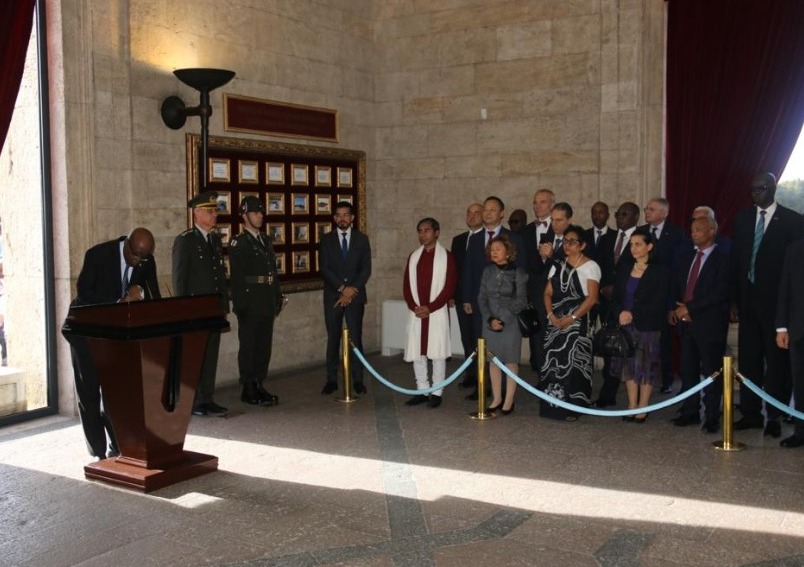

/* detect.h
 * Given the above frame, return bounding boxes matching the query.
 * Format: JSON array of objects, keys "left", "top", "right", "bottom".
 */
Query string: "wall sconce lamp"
[{"left": 160, "top": 68, "right": 236, "bottom": 189}]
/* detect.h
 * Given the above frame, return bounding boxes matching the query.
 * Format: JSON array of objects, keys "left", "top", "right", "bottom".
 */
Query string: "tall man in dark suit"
[
  {"left": 521, "top": 188, "right": 555, "bottom": 372},
  {"left": 669, "top": 217, "right": 731, "bottom": 433},
  {"left": 172, "top": 191, "right": 229, "bottom": 417},
  {"left": 461, "top": 196, "right": 522, "bottom": 399},
  {"left": 584, "top": 201, "right": 613, "bottom": 265},
  {"left": 320, "top": 201, "right": 372, "bottom": 395},
  {"left": 450, "top": 202, "right": 483, "bottom": 388},
  {"left": 775, "top": 237, "right": 804, "bottom": 448},
  {"left": 69, "top": 227, "right": 161, "bottom": 460},
  {"left": 229, "top": 196, "right": 283, "bottom": 407},
  {"left": 595, "top": 201, "right": 639, "bottom": 407},
  {"left": 641, "top": 197, "right": 685, "bottom": 394},
  {"left": 731, "top": 172, "right": 804, "bottom": 437}
]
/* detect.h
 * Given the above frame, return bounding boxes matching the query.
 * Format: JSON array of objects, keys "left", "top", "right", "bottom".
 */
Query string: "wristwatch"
[{"left": 570, "top": 313, "right": 577, "bottom": 321}]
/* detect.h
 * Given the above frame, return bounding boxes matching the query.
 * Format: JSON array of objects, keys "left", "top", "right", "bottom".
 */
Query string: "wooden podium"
[{"left": 61, "top": 295, "right": 229, "bottom": 492}]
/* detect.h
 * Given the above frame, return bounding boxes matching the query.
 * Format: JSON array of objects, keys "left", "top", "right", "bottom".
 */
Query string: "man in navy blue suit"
[
  {"left": 319, "top": 201, "right": 372, "bottom": 396},
  {"left": 68, "top": 227, "right": 161, "bottom": 460},
  {"left": 731, "top": 172, "right": 804, "bottom": 437},
  {"left": 669, "top": 217, "right": 731, "bottom": 433}
]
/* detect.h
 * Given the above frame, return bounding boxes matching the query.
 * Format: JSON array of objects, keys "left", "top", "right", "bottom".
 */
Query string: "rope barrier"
[
  {"left": 491, "top": 356, "right": 717, "bottom": 417},
  {"left": 351, "top": 346, "right": 477, "bottom": 396},
  {"left": 736, "top": 372, "right": 804, "bottom": 421}
]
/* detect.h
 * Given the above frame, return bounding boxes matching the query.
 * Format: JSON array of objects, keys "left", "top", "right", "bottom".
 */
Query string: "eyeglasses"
[
  {"left": 562, "top": 238, "right": 580, "bottom": 245},
  {"left": 750, "top": 184, "right": 771, "bottom": 194}
]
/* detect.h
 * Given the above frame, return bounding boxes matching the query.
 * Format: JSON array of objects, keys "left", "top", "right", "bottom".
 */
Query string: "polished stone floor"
[{"left": 2, "top": 354, "right": 804, "bottom": 567}]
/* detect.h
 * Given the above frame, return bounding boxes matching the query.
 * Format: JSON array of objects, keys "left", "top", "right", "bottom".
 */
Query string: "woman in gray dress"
[{"left": 478, "top": 235, "right": 529, "bottom": 414}]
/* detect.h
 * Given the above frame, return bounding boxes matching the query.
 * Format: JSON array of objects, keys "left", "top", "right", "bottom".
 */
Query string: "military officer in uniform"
[
  {"left": 229, "top": 195, "right": 281, "bottom": 406},
  {"left": 172, "top": 190, "right": 229, "bottom": 416}
]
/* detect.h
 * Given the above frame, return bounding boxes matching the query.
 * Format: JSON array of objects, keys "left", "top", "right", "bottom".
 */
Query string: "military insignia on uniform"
[{"left": 230, "top": 239, "right": 238, "bottom": 247}]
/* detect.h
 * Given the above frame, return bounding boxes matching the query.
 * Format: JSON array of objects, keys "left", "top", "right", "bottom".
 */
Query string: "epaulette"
[
  {"left": 178, "top": 229, "right": 194, "bottom": 237},
  {"left": 229, "top": 234, "right": 240, "bottom": 247}
]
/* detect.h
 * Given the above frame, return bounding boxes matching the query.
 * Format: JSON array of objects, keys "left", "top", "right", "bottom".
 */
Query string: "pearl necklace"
[{"left": 559, "top": 261, "right": 579, "bottom": 293}]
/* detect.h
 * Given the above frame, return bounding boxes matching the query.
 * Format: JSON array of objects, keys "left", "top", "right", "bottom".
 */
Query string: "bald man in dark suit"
[{"left": 731, "top": 172, "right": 804, "bottom": 437}]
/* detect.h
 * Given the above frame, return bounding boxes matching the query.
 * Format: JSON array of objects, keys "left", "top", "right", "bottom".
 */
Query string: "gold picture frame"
[
  {"left": 316, "top": 221, "right": 332, "bottom": 243},
  {"left": 291, "top": 163, "right": 309, "bottom": 186},
  {"left": 293, "top": 251, "right": 310, "bottom": 273},
  {"left": 238, "top": 160, "right": 259, "bottom": 183},
  {"left": 337, "top": 167, "right": 353, "bottom": 188},
  {"left": 268, "top": 223, "right": 285, "bottom": 245},
  {"left": 266, "top": 192, "right": 285, "bottom": 215},
  {"left": 266, "top": 162, "right": 285, "bottom": 185},
  {"left": 292, "top": 193, "right": 309, "bottom": 215},
  {"left": 215, "top": 191, "right": 231, "bottom": 214},
  {"left": 315, "top": 165, "right": 332, "bottom": 187},
  {"left": 209, "top": 158, "right": 231, "bottom": 182},
  {"left": 292, "top": 222, "right": 310, "bottom": 244}
]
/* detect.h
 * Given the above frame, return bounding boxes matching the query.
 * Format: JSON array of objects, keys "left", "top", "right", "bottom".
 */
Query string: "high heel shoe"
[
  {"left": 501, "top": 403, "right": 515, "bottom": 415},
  {"left": 487, "top": 402, "right": 502, "bottom": 413},
  {"left": 633, "top": 414, "right": 648, "bottom": 423}
]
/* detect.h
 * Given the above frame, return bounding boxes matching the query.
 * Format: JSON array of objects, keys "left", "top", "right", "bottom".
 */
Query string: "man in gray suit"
[
  {"left": 319, "top": 201, "right": 372, "bottom": 395},
  {"left": 172, "top": 191, "right": 229, "bottom": 416}
]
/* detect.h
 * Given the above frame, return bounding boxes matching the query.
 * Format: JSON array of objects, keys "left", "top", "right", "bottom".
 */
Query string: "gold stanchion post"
[
  {"left": 470, "top": 338, "right": 495, "bottom": 420},
  {"left": 336, "top": 327, "right": 357, "bottom": 404},
  {"left": 714, "top": 355, "right": 744, "bottom": 451}
]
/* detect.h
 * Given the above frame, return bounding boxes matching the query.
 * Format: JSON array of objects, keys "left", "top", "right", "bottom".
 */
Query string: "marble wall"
[{"left": 27, "top": 0, "right": 664, "bottom": 414}]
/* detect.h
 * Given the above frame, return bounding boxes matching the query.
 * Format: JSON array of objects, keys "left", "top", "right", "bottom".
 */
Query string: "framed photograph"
[
  {"left": 217, "top": 224, "right": 232, "bottom": 246},
  {"left": 337, "top": 194, "right": 354, "bottom": 206},
  {"left": 315, "top": 194, "right": 332, "bottom": 215},
  {"left": 315, "top": 166, "right": 332, "bottom": 187},
  {"left": 215, "top": 191, "right": 231, "bottom": 214},
  {"left": 275, "top": 253, "right": 285, "bottom": 275},
  {"left": 267, "top": 193, "right": 285, "bottom": 215},
  {"left": 291, "top": 163, "right": 309, "bottom": 186},
  {"left": 268, "top": 223, "right": 285, "bottom": 245},
  {"left": 238, "top": 160, "right": 259, "bottom": 183},
  {"left": 337, "top": 167, "right": 353, "bottom": 188},
  {"left": 266, "top": 162, "right": 285, "bottom": 185},
  {"left": 316, "top": 221, "right": 332, "bottom": 243},
  {"left": 292, "top": 222, "right": 310, "bottom": 244},
  {"left": 293, "top": 251, "right": 310, "bottom": 274},
  {"left": 209, "top": 158, "right": 231, "bottom": 182},
  {"left": 292, "top": 193, "right": 309, "bottom": 214}
]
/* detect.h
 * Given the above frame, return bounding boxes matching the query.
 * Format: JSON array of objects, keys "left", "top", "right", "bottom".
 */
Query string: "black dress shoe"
[
  {"left": 206, "top": 401, "right": 228, "bottom": 415},
  {"left": 733, "top": 417, "right": 764, "bottom": 431},
  {"left": 257, "top": 387, "right": 279, "bottom": 406},
  {"left": 764, "top": 420, "right": 782, "bottom": 438},
  {"left": 405, "top": 394, "right": 428, "bottom": 406},
  {"left": 242, "top": 383, "right": 262, "bottom": 405},
  {"left": 427, "top": 395, "right": 442, "bottom": 408},
  {"left": 354, "top": 382, "right": 367, "bottom": 395},
  {"left": 501, "top": 403, "right": 515, "bottom": 415},
  {"left": 660, "top": 386, "right": 673, "bottom": 394},
  {"left": 321, "top": 381, "right": 338, "bottom": 395},
  {"left": 702, "top": 419, "right": 720, "bottom": 434},
  {"left": 192, "top": 404, "right": 209, "bottom": 416},
  {"left": 780, "top": 435, "right": 804, "bottom": 448},
  {"left": 672, "top": 414, "right": 700, "bottom": 427}
]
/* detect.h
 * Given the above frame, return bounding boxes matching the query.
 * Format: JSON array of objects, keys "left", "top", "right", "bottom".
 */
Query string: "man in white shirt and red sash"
[{"left": 403, "top": 218, "right": 458, "bottom": 408}]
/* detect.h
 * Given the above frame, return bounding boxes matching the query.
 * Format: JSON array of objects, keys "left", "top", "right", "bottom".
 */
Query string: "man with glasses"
[
  {"left": 173, "top": 191, "right": 229, "bottom": 417},
  {"left": 731, "top": 172, "right": 803, "bottom": 437},
  {"left": 68, "top": 227, "right": 161, "bottom": 460}
]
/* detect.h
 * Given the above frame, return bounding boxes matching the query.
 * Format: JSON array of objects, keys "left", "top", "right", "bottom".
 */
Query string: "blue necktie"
[
  {"left": 121, "top": 266, "right": 131, "bottom": 296},
  {"left": 748, "top": 210, "right": 766, "bottom": 283},
  {"left": 341, "top": 232, "right": 348, "bottom": 259}
]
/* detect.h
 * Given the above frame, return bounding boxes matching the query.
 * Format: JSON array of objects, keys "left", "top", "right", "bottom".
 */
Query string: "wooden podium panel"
[{"left": 62, "top": 295, "right": 229, "bottom": 492}]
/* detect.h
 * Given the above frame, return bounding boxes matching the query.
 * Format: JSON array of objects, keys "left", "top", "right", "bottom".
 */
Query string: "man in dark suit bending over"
[
  {"left": 68, "top": 227, "right": 161, "bottom": 460},
  {"left": 320, "top": 201, "right": 372, "bottom": 395},
  {"left": 731, "top": 172, "right": 804, "bottom": 437}
]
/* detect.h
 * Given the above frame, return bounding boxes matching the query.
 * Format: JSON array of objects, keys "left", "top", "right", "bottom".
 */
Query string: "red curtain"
[
  {"left": 666, "top": 0, "right": 804, "bottom": 235},
  {"left": 0, "top": 0, "right": 36, "bottom": 155}
]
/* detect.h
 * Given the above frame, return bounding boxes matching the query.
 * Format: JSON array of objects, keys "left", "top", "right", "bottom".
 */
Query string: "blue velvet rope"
[
  {"left": 351, "top": 346, "right": 476, "bottom": 396},
  {"left": 491, "top": 356, "right": 716, "bottom": 417},
  {"left": 737, "top": 373, "right": 804, "bottom": 421}
]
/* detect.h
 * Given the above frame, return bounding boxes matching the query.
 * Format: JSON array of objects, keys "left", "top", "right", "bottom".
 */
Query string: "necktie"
[
  {"left": 749, "top": 210, "right": 766, "bottom": 283},
  {"left": 121, "top": 265, "right": 131, "bottom": 296},
  {"left": 206, "top": 232, "right": 213, "bottom": 251},
  {"left": 537, "top": 220, "right": 547, "bottom": 228},
  {"left": 341, "top": 232, "right": 348, "bottom": 259},
  {"left": 595, "top": 229, "right": 602, "bottom": 246},
  {"left": 614, "top": 231, "right": 626, "bottom": 263},
  {"left": 651, "top": 226, "right": 658, "bottom": 241},
  {"left": 555, "top": 238, "right": 562, "bottom": 249},
  {"left": 684, "top": 250, "right": 705, "bottom": 303},
  {"left": 487, "top": 230, "right": 494, "bottom": 244}
]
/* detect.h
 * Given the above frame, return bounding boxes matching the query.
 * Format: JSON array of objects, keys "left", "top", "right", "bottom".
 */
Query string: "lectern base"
[{"left": 84, "top": 450, "right": 218, "bottom": 493}]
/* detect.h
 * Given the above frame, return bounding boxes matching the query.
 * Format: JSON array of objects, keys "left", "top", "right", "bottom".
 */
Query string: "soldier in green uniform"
[
  {"left": 172, "top": 190, "right": 229, "bottom": 416},
  {"left": 229, "top": 196, "right": 281, "bottom": 406}
]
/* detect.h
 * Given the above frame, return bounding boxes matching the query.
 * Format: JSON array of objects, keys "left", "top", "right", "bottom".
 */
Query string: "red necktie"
[
  {"left": 487, "top": 230, "right": 494, "bottom": 244},
  {"left": 683, "top": 250, "right": 704, "bottom": 303}
]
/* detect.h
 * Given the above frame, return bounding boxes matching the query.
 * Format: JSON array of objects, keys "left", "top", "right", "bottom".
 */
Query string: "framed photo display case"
[{"left": 185, "top": 134, "right": 366, "bottom": 293}]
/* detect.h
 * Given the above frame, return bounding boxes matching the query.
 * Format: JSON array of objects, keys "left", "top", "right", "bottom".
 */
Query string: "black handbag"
[
  {"left": 593, "top": 323, "right": 635, "bottom": 358},
  {"left": 517, "top": 306, "right": 541, "bottom": 337}
]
